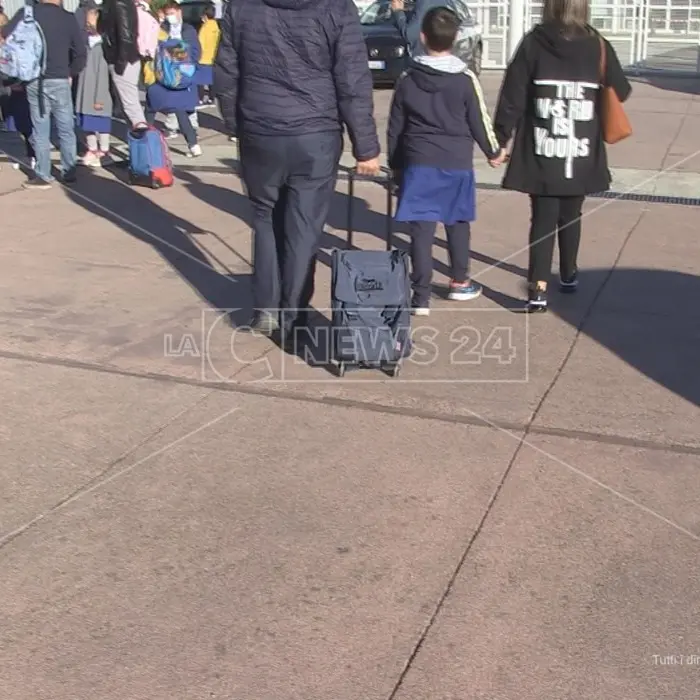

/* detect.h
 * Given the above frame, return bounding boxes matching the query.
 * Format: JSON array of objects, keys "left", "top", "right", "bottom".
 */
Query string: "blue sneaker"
[{"left": 448, "top": 280, "right": 482, "bottom": 301}]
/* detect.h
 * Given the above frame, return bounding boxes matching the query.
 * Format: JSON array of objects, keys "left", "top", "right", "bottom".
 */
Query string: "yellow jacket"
[
  {"left": 142, "top": 28, "right": 169, "bottom": 87},
  {"left": 198, "top": 20, "right": 221, "bottom": 66}
]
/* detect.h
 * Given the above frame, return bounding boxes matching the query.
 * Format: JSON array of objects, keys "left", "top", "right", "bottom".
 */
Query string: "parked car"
[
  {"left": 354, "top": 0, "right": 375, "bottom": 14},
  {"left": 360, "top": 0, "right": 483, "bottom": 86}
]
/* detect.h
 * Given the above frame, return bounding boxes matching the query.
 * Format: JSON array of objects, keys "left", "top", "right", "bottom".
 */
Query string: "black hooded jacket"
[
  {"left": 98, "top": 0, "right": 140, "bottom": 73},
  {"left": 494, "top": 22, "right": 632, "bottom": 196},
  {"left": 213, "top": 0, "right": 380, "bottom": 160}
]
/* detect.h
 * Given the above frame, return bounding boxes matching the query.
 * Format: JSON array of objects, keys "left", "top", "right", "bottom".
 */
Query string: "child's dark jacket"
[{"left": 387, "top": 55, "right": 500, "bottom": 171}]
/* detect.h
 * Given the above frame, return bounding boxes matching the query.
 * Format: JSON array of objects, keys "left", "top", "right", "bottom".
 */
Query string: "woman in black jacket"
[
  {"left": 494, "top": 0, "right": 631, "bottom": 312},
  {"left": 99, "top": 0, "right": 147, "bottom": 128}
]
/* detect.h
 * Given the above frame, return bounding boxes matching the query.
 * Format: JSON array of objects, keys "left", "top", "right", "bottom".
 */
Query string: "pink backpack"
[{"left": 136, "top": 4, "right": 160, "bottom": 59}]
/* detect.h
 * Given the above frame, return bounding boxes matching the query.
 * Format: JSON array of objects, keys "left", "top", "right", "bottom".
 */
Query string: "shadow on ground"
[
  {"left": 64, "top": 169, "right": 251, "bottom": 325},
  {"left": 551, "top": 267, "right": 700, "bottom": 409}
]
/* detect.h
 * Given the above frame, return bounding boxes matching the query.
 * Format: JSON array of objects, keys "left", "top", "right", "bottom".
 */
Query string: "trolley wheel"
[{"left": 337, "top": 361, "right": 346, "bottom": 378}]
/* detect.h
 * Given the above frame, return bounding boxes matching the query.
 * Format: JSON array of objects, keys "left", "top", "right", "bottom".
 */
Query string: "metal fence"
[{"left": 473, "top": 0, "right": 700, "bottom": 71}]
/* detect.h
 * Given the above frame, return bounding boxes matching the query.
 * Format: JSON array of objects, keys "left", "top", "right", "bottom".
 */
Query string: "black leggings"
[{"left": 528, "top": 195, "right": 584, "bottom": 283}]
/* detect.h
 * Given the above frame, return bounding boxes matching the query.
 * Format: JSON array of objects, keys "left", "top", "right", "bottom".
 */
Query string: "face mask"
[{"left": 165, "top": 14, "right": 180, "bottom": 25}]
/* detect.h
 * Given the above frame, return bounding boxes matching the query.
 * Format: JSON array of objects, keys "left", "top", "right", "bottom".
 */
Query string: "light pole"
[{"left": 508, "top": 0, "right": 526, "bottom": 62}]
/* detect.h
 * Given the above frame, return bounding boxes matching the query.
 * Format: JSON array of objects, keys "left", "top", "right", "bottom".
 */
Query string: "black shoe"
[
  {"left": 61, "top": 168, "right": 77, "bottom": 184},
  {"left": 22, "top": 177, "right": 52, "bottom": 191},
  {"left": 559, "top": 270, "right": 579, "bottom": 293},
  {"left": 244, "top": 311, "right": 279, "bottom": 336},
  {"left": 526, "top": 288, "right": 548, "bottom": 313}
]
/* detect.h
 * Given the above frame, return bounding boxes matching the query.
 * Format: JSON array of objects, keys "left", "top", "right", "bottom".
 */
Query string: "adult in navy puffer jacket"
[{"left": 214, "top": 0, "right": 380, "bottom": 337}]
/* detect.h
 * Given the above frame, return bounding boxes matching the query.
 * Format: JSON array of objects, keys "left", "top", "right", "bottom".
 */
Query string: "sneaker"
[
  {"left": 559, "top": 271, "right": 579, "bottom": 293},
  {"left": 61, "top": 168, "right": 77, "bottom": 184},
  {"left": 412, "top": 307, "right": 430, "bottom": 317},
  {"left": 187, "top": 144, "right": 203, "bottom": 158},
  {"left": 229, "top": 136, "right": 237, "bottom": 143},
  {"left": 526, "top": 288, "right": 548, "bottom": 313},
  {"left": 22, "top": 178, "right": 52, "bottom": 191},
  {"left": 80, "top": 150, "right": 102, "bottom": 168},
  {"left": 242, "top": 310, "right": 279, "bottom": 336},
  {"left": 165, "top": 130, "right": 179, "bottom": 140},
  {"left": 448, "top": 280, "right": 482, "bottom": 301}
]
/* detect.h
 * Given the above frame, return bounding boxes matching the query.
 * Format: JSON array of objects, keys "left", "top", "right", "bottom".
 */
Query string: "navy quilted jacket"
[{"left": 214, "top": 0, "right": 380, "bottom": 160}]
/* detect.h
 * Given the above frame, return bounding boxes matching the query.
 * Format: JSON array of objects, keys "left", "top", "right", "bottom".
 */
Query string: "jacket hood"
[
  {"left": 532, "top": 21, "right": 596, "bottom": 59},
  {"left": 263, "top": 0, "right": 316, "bottom": 9},
  {"left": 410, "top": 54, "right": 467, "bottom": 93}
]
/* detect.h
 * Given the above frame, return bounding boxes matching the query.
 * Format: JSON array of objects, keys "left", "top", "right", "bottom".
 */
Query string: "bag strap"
[{"left": 598, "top": 35, "right": 607, "bottom": 86}]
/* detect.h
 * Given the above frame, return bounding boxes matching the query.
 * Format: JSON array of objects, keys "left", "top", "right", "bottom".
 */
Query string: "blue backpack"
[
  {"left": 0, "top": 5, "right": 47, "bottom": 83},
  {"left": 154, "top": 39, "right": 196, "bottom": 90}
]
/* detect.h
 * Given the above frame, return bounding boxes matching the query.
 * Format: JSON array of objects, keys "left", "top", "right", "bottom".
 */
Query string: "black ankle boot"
[{"left": 526, "top": 287, "right": 548, "bottom": 313}]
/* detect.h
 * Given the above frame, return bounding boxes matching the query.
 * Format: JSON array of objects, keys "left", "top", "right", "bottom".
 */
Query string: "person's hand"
[
  {"left": 356, "top": 157, "right": 381, "bottom": 177},
  {"left": 391, "top": 0, "right": 404, "bottom": 11},
  {"left": 488, "top": 148, "right": 508, "bottom": 168}
]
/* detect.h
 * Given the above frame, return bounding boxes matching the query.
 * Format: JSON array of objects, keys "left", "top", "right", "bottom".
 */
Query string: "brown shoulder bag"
[{"left": 598, "top": 36, "right": 632, "bottom": 144}]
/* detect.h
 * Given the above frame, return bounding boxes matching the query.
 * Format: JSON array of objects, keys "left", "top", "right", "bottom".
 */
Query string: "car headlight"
[{"left": 394, "top": 46, "right": 405, "bottom": 57}]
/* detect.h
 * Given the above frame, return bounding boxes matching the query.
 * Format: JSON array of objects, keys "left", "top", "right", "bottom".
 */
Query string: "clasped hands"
[{"left": 489, "top": 148, "right": 508, "bottom": 168}]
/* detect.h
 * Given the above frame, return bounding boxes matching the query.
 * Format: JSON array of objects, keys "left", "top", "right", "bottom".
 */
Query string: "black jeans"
[
  {"left": 409, "top": 220, "right": 471, "bottom": 306},
  {"left": 145, "top": 106, "right": 197, "bottom": 148},
  {"left": 240, "top": 131, "right": 342, "bottom": 330},
  {"left": 528, "top": 195, "right": 584, "bottom": 284}
]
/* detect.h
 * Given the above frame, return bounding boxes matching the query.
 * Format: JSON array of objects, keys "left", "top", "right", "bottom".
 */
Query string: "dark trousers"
[
  {"left": 528, "top": 195, "right": 584, "bottom": 283},
  {"left": 240, "top": 131, "right": 342, "bottom": 329},
  {"left": 409, "top": 220, "right": 471, "bottom": 305},
  {"left": 145, "top": 106, "right": 197, "bottom": 148}
]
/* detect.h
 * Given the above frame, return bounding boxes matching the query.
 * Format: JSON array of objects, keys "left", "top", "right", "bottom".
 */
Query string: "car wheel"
[{"left": 469, "top": 43, "right": 483, "bottom": 76}]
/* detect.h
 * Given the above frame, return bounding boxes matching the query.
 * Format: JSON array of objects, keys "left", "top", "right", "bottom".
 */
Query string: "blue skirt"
[
  {"left": 76, "top": 113, "right": 112, "bottom": 133},
  {"left": 195, "top": 64, "right": 213, "bottom": 86},
  {"left": 395, "top": 166, "right": 476, "bottom": 224}
]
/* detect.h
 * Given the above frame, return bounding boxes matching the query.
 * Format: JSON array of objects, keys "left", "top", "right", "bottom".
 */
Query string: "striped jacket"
[
  {"left": 213, "top": 0, "right": 380, "bottom": 161},
  {"left": 387, "top": 54, "right": 500, "bottom": 171}
]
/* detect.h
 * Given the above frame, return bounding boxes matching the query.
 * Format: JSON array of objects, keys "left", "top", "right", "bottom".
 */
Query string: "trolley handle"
[{"left": 347, "top": 166, "right": 394, "bottom": 251}]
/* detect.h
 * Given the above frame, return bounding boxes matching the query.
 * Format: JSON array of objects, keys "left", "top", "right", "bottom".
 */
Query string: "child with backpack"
[
  {"left": 387, "top": 7, "right": 503, "bottom": 315},
  {"left": 143, "top": 1, "right": 202, "bottom": 157},
  {"left": 74, "top": 2, "right": 113, "bottom": 168},
  {"left": 196, "top": 3, "right": 220, "bottom": 108}
]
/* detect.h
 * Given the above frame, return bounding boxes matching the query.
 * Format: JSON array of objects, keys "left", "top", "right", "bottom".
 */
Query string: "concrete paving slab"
[
  {"left": 0, "top": 356, "right": 208, "bottom": 542},
  {"left": 392, "top": 434, "right": 700, "bottom": 700},
  {"left": 227, "top": 192, "right": 643, "bottom": 430},
  {"left": 533, "top": 312, "right": 700, "bottom": 447},
  {"left": 0, "top": 391, "right": 519, "bottom": 700}
]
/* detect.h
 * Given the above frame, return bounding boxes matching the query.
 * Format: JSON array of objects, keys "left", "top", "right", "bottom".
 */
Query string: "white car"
[{"left": 354, "top": 0, "right": 375, "bottom": 14}]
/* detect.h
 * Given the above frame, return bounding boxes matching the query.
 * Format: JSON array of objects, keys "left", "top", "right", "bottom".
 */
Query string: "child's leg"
[
  {"left": 408, "top": 220, "right": 437, "bottom": 309},
  {"left": 23, "top": 133, "right": 35, "bottom": 161},
  {"left": 445, "top": 221, "right": 482, "bottom": 300},
  {"left": 98, "top": 132, "right": 111, "bottom": 154},
  {"left": 176, "top": 111, "right": 197, "bottom": 148},
  {"left": 198, "top": 85, "right": 206, "bottom": 102},
  {"left": 85, "top": 133, "right": 98, "bottom": 152},
  {"left": 444, "top": 221, "right": 471, "bottom": 283}
]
